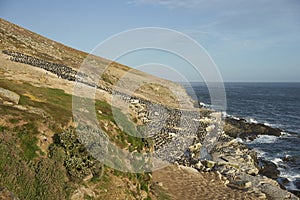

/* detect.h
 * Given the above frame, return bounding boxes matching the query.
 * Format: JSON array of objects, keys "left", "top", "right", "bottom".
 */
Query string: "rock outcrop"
[
  {"left": 120, "top": 93, "right": 298, "bottom": 199},
  {"left": 224, "top": 117, "right": 282, "bottom": 140},
  {"left": 0, "top": 87, "right": 20, "bottom": 104}
]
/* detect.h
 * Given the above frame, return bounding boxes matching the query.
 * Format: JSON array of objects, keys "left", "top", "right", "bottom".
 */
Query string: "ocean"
[{"left": 183, "top": 82, "right": 300, "bottom": 191}]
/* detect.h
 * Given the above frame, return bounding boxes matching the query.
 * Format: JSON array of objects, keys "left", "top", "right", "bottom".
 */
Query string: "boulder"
[
  {"left": 227, "top": 180, "right": 252, "bottom": 190},
  {"left": 282, "top": 155, "right": 296, "bottom": 163},
  {"left": 246, "top": 168, "right": 259, "bottom": 176},
  {"left": 0, "top": 87, "right": 20, "bottom": 104},
  {"left": 258, "top": 159, "right": 280, "bottom": 179},
  {"left": 224, "top": 117, "right": 282, "bottom": 140},
  {"left": 277, "top": 177, "right": 290, "bottom": 189}
]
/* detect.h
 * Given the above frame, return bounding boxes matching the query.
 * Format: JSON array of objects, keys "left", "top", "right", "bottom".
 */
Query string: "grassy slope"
[
  {"left": 0, "top": 78, "right": 164, "bottom": 200},
  {"left": 0, "top": 18, "right": 177, "bottom": 199}
]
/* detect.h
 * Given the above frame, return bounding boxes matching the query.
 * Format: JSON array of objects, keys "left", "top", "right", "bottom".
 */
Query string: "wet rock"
[
  {"left": 294, "top": 179, "right": 300, "bottom": 190},
  {"left": 282, "top": 155, "right": 296, "bottom": 163},
  {"left": 258, "top": 159, "right": 280, "bottom": 179},
  {"left": 277, "top": 177, "right": 290, "bottom": 189},
  {"left": 290, "top": 190, "right": 300, "bottom": 198},
  {"left": 224, "top": 117, "right": 282, "bottom": 140}
]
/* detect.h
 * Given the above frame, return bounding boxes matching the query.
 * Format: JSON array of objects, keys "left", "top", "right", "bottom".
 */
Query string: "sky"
[{"left": 1, "top": 0, "right": 300, "bottom": 82}]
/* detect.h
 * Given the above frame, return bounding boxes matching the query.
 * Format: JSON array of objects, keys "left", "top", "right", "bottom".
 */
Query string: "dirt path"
[{"left": 152, "top": 165, "right": 261, "bottom": 200}]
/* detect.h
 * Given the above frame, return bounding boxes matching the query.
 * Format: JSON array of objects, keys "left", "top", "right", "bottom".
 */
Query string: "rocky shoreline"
[{"left": 125, "top": 95, "right": 299, "bottom": 199}]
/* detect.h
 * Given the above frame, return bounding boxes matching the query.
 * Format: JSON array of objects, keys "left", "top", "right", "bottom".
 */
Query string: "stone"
[
  {"left": 195, "top": 161, "right": 204, "bottom": 170},
  {"left": 293, "top": 178, "right": 300, "bottom": 190},
  {"left": 258, "top": 159, "right": 279, "bottom": 179},
  {"left": 168, "top": 132, "right": 176, "bottom": 137},
  {"left": 227, "top": 180, "right": 252, "bottom": 190},
  {"left": 246, "top": 168, "right": 259, "bottom": 176},
  {"left": 189, "top": 143, "right": 202, "bottom": 152},
  {"left": 3, "top": 101, "right": 13, "bottom": 106},
  {"left": 259, "top": 183, "right": 298, "bottom": 200},
  {"left": 206, "top": 125, "right": 215, "bottom": 133},
  {"left": 210, "top": 112, "right": 222, "bottom": 120},
  {"left": 130, "top": 99, "right": 139, "bottom": 104},
  {"left": 202, "top": 160, "right": 216, "bottom": 169},
  {"left": 0, "top": 87, "right": 20, "bottom": 104},
  {"left": 13, "top": 105, "right": 27, "bottom": 111},
  {"left": 282, "top": 155, "right": 296, "bottom": 163},
  {"left": 277, "top": 177, "right": 289, "bottom": 189},
  {"left": 200, "top": 117, "right": 212, "bottom": 124},
  {"left": 224, "top": 117, "right": 282, "bottom": 140},
  {"left": 83, "top": 173, "right": 93, "bottom": 182}
]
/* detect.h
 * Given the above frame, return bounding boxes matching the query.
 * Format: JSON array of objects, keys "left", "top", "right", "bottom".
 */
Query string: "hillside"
[
  {"left": 0, "top": 18, "right": 193, "bottom": 109},
  {"left": 1, "top": 18, "right": 297, "bottom": 200},
  {"left": 0, "top": 18, "right": 189, "bottom": 199},
  {"left": 0, "top": 16, "right": 206, "bottom": 199}
]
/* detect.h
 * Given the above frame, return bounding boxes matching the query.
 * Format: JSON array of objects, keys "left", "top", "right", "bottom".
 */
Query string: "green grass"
[
  {"left": 18, "top": 132, "right": 39, "bottom": 160},
  {"left": 95, "top": 99, "right": 146, "bottom": 152},
  {"left": 0, "top": 125, "right": 7, "bottom": 132},
  {"left": 10, "top": 122, "right": 41, "bottom": 160},
  {"left": 95, "top": 99, "right": 115, "bottom": 121},
  {"left": 113, "top": 108, "right": 139, "bottom": 137},
  {"left": 101, "top": 73, "right": 113, "bottom": 84},
  {"left": 0, "top": 79, "right": 72, "bottom": 127},
  {"left": 0, "top": 78, "right": 154, "bottom": 199},
  {"left": 0, "top": 133, "right": 69, "bottom": 200}
]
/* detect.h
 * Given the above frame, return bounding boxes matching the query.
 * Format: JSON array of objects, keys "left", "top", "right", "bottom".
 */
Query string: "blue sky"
[{"left": 1, "top": 0, "right": 300, "bottom": 82}]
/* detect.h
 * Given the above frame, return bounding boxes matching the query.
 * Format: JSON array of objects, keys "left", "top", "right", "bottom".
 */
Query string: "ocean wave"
[
  {"left": 199, "top": 102, "right": 214, "bottom": 109},
  {"left": 236, "top": 137, "right": 244, "bottom": 143},
  {"left": 281, "top": 131, "right": 291, "bottom": 136},
  {"left": 247, "top": 117, "right": 258, "bottom": 124},
  {"left": 279, "top": 169, "right": 300, "bottom": 190},
  {"left": 253, "top": 148, "right": 267, "bottom": 157},
  {"left": 252, "top": 135, "right": 278, "bottom": 144},
  {"left": 199, "top": 102, "right": 207, "bottom": 108},
  {"left": 280, "top": 174, "right": 300, "bottom": 191},
  {"left": 223, "top": 113, "right": 240, "bottom": 120},
  {"left": 271, "top": 157, "right": 283, "bottom": 165}
]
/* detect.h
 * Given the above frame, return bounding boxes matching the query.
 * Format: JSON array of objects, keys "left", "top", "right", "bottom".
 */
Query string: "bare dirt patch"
[{"left": 152, "top": 165, "right": 260, "bottom": 200}]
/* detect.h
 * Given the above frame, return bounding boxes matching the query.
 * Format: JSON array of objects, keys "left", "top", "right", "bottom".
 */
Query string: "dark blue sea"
[{"left": 183, "top": 82, "right": 300, "bottom": 191}]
